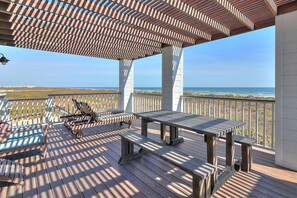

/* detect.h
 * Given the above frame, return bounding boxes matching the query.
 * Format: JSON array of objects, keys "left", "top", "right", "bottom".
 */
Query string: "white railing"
[
  {"left": 1, "top": 92, "right": 275, "bottom": 149},
  {"left": 133, "top": 93, "right": 162, "bottom": 113},
  {"left": 4, "top": 98, "right": 47, "bottom": 127},
  {"left": 48, "top": 93, "right": 119, "bottom": 122},
  {"left": 183, "top": 96, "right": 275, "bottom": 149},
  {"left": 0, "top": 93, "right": 120, "bottom": 125}
]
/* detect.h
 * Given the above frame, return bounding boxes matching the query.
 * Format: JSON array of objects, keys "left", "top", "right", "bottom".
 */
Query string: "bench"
[
  {"left": 0, "top": 158, "right": 24, "bottom": 185},
  {"left": 205, "top": 134, "right": 254, "bottom": 172},
  {"left": 118, "top": 131, "right": 216, "bottom": 198}
]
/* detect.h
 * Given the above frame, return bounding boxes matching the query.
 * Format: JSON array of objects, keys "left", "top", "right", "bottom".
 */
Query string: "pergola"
[{"left": 0, "top": 0, "right": 297, "bottom": 171}]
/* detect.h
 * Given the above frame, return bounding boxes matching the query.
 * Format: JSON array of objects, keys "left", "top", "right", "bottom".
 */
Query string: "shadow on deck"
[{"left": 1, "top": 120, "right": 297, "bottom": 198}]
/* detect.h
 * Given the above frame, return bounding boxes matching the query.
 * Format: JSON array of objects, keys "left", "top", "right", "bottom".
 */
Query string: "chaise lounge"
[
  {"left": 0, "top": 121, "right": 48, "bottom": 185},
  {"left": 61, "top": 99, "right": 135, "bottom": 138}
]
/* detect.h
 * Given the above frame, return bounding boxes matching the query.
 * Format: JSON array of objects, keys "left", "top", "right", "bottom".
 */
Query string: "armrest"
[{"left": 0, "top": 121, "right": 12, "bottom": 143}]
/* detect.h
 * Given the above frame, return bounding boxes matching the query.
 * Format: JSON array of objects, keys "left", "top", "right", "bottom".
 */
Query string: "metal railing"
[
  {"left": 183, "top": 96, "right": 275, "bottom": 148},
  {"left": 133, "top": 93, "right": 162, "bottom": 113}
]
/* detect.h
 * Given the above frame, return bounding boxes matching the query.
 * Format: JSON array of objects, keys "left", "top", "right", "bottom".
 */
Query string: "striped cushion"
[
  {"left": 7, "top": 128, "right": 44, "bottom": 140},
  {"left": 0, "top": 129, "right": 45, "bottom": 152},
  {"left": 98, "top": 113, "right": 135, "bottom": 122}
]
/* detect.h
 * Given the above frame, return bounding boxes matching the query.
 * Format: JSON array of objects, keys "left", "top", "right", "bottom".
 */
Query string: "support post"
[
  {"left": 119, "top": 59, "right": 134, "bottom": 113},
  {"left": 275, "top": 10, "right": 297, "bottom": 171},
  {"left": 162, "top": 46, "right": 183, "bottom": 111}
]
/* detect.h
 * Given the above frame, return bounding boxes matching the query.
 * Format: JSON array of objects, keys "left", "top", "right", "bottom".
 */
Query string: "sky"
[{"left": 0, "top": 26, "right": 275, "bottom": 88}]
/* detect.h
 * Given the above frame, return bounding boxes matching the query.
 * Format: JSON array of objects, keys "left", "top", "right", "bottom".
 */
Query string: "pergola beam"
[
  {"left": 10, "top": 14, "right": 159, "bottom": 54},
  {"left": 7, "top": 2, "right": 161, "bottom": 50},
  {"left": 264, "top": 0, "right": 278, "bottom": 16},
  {"left": 58, "top": 0, "right": 189, "bottom": 45},
  {"left": 212, "top": 0, "right": 254, "bottom": 30},
  {"left": 16, "top": 41, "right": 136, "bottom": 60},
  {"left": 110, "top": 0, "right": 212, "bottom": 40},
  {"left": 161, "top": 0, "right": 230, "bottom": 36}
]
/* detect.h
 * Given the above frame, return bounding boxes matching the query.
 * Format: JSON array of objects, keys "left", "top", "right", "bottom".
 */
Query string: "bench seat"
[
  {"left": 119, "top": 131, "right": 216, "bottom": 198},
  {"left": 0, "top": 158, "right": 24, "bottom": 185}
]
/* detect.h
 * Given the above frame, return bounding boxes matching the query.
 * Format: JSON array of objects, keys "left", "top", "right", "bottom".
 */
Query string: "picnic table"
[{"left": 134, "top": 110, "right": 244, "bottom": 191}]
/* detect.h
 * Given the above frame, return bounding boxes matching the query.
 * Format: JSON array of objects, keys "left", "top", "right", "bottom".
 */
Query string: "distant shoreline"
[{"left": 0, "top": 86, "right": 275, "bottom": 100}]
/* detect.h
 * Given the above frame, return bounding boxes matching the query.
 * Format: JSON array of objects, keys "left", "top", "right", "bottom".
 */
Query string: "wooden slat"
[
  {"left": 161, "top": 0, "right": 230, "bottom": 36},
  {"left": 264, "top": 0, "right": 278, "bottom": 15},
  {"left": 2, "top": 123, "right": 297, "bottom": 197},
  {"left": 109, "top": 0, "right": 211, "bottom": 41},
  {"left": 211, "top": 0, "right": 254, "bottom": 30},
  {"left": 0, "top": 0, "right": 295, "bottom": 60},
  {"left": 120, "top": 131, "right": 216, "bottom": 179}
]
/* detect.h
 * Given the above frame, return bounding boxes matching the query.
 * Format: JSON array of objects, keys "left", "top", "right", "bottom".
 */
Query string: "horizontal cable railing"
[
  {"left": 133, "top": 93, "right": 162, "bottom": 113},
  {"left": 183, "top": 96, "right": 275, "bottom": 149},
  {"left": 48, "top": 93, "right": 120, "bottom": 122}
]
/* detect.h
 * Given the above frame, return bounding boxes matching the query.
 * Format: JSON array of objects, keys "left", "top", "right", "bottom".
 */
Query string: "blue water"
[{"left": 78, "top": 87, "right": 275, "bottom": 97}]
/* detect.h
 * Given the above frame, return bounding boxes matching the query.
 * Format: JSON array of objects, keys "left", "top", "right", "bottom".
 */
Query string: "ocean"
[{"left": 79, "top": 87, "right": 275, "bottom": 98}]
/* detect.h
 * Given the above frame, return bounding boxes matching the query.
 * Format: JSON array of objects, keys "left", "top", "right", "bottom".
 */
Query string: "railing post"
[
  {"left": 0, "top": 97, "right": 9, "bottom": 122},
  {"left": 46, "top": 96, "right": 53, "bottom": 124}
]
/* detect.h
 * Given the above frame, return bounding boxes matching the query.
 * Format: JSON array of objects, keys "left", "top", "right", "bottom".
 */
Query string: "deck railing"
[
  {"left": 183, "top": 96, "right": 275, "bottom": 149},
  {"left": 0, "top": 93, "right": 119, "bottom": 125},
  {"left": 3, "top": 98, "right": 47, "bottom": 127},
  {"left": 133, "top": 93, "right": 162, "bottom": 113},
  {"left": 1, "top": 92, "right": 275, "bottom": 148}
]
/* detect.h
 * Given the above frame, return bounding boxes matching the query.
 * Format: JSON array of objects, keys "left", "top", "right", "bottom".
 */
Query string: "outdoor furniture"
[
  {"left": 119, "top": 131, "right": 216, "bottom": 198},
  {"left": 134, "top": 110, "right": 244, "bottom": 194},
  {"left": 0, "top": 122, "right": 48, "bottom": 158},
  {"left": 0, "top": 158, "right": 24, "bottom": 185},
  {"left": 218, "top": 135, "right": 255, "bottom": 172},
  {"left": 61, "top": 100, "right": 135, "bottom": 138}
]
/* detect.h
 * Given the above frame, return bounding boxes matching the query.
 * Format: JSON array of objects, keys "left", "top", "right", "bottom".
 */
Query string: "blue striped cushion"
[
  {"left": 0, "top": 129, "right": 44, "bottom": 152},
  {"left": 8, "top": 128, "right": 44, "bottom": 140}
]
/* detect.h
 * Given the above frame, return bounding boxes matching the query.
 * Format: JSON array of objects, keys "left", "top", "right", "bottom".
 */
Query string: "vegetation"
[{"left": 0, "top": 87, "right": 118, "bottom": 99}]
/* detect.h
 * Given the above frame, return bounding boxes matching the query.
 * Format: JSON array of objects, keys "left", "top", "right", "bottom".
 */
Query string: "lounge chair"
[
  {"left": 60, "top": 99, "right": 135, "bottom": 138},
  {"left": 0, "top": 121, "right": 48, "bottom": 186},
  {"left": 0, "top": 122, "right": 48, "bottom": 158}
]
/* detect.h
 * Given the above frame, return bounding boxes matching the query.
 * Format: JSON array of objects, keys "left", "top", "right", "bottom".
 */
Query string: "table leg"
[
  {"left": 226, "top": 131, "right": 235, "bottom": 167},
  {"left": 169, "top": 126, "right": 184, "bottom": 145},
  {"left": 141, "top": 118, "right": 149, "bottom": 137},
  {"left": 160, "top": 123, "right": 166, "bottom": 141},
  {"left": 206, "top": 134, "right": 218, "bottom": 190}
]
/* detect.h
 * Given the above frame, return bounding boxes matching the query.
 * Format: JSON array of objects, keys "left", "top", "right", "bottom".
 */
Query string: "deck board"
[{"left": 1, "top": 120, "right": 297, "bottom": 198}]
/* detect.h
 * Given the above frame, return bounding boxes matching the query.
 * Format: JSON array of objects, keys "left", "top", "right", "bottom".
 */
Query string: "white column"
[
  {"left": 275, "top": 10, "right": 297, "bottom": 171},
  {"left": 119, "top": 59, "right": 134, "bottom": 113},
  {"left": 162, "top": 46, "right": 183, "bottom": 111}
]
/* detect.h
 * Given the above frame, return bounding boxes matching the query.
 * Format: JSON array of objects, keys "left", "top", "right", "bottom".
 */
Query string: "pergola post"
[
  {"left": 119, "top": 59, "right": 134, "bottom": 113},
  {"left": 275, "top": 10, "right": 297, "bottom": 171},
  {"left": 162, "top": 46, "right": 183, "bottom": 111}
]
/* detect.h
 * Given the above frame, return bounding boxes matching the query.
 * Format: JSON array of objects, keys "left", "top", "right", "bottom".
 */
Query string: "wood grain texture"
[
  {"left": 0, "top": 0, "right": 295, "bottom": 60},
  {"left": 1, "top": 121, "right": 297, "bottom": 198}
]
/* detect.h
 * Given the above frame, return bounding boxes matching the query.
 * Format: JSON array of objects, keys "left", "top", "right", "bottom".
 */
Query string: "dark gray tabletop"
[{"left": 134, "top": 110, "right": 244, "bottom": 137}]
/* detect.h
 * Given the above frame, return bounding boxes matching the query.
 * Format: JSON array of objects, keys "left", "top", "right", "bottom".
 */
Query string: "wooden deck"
[{"left": 1, "top": 120, "right": 297, "bottom": 198}]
